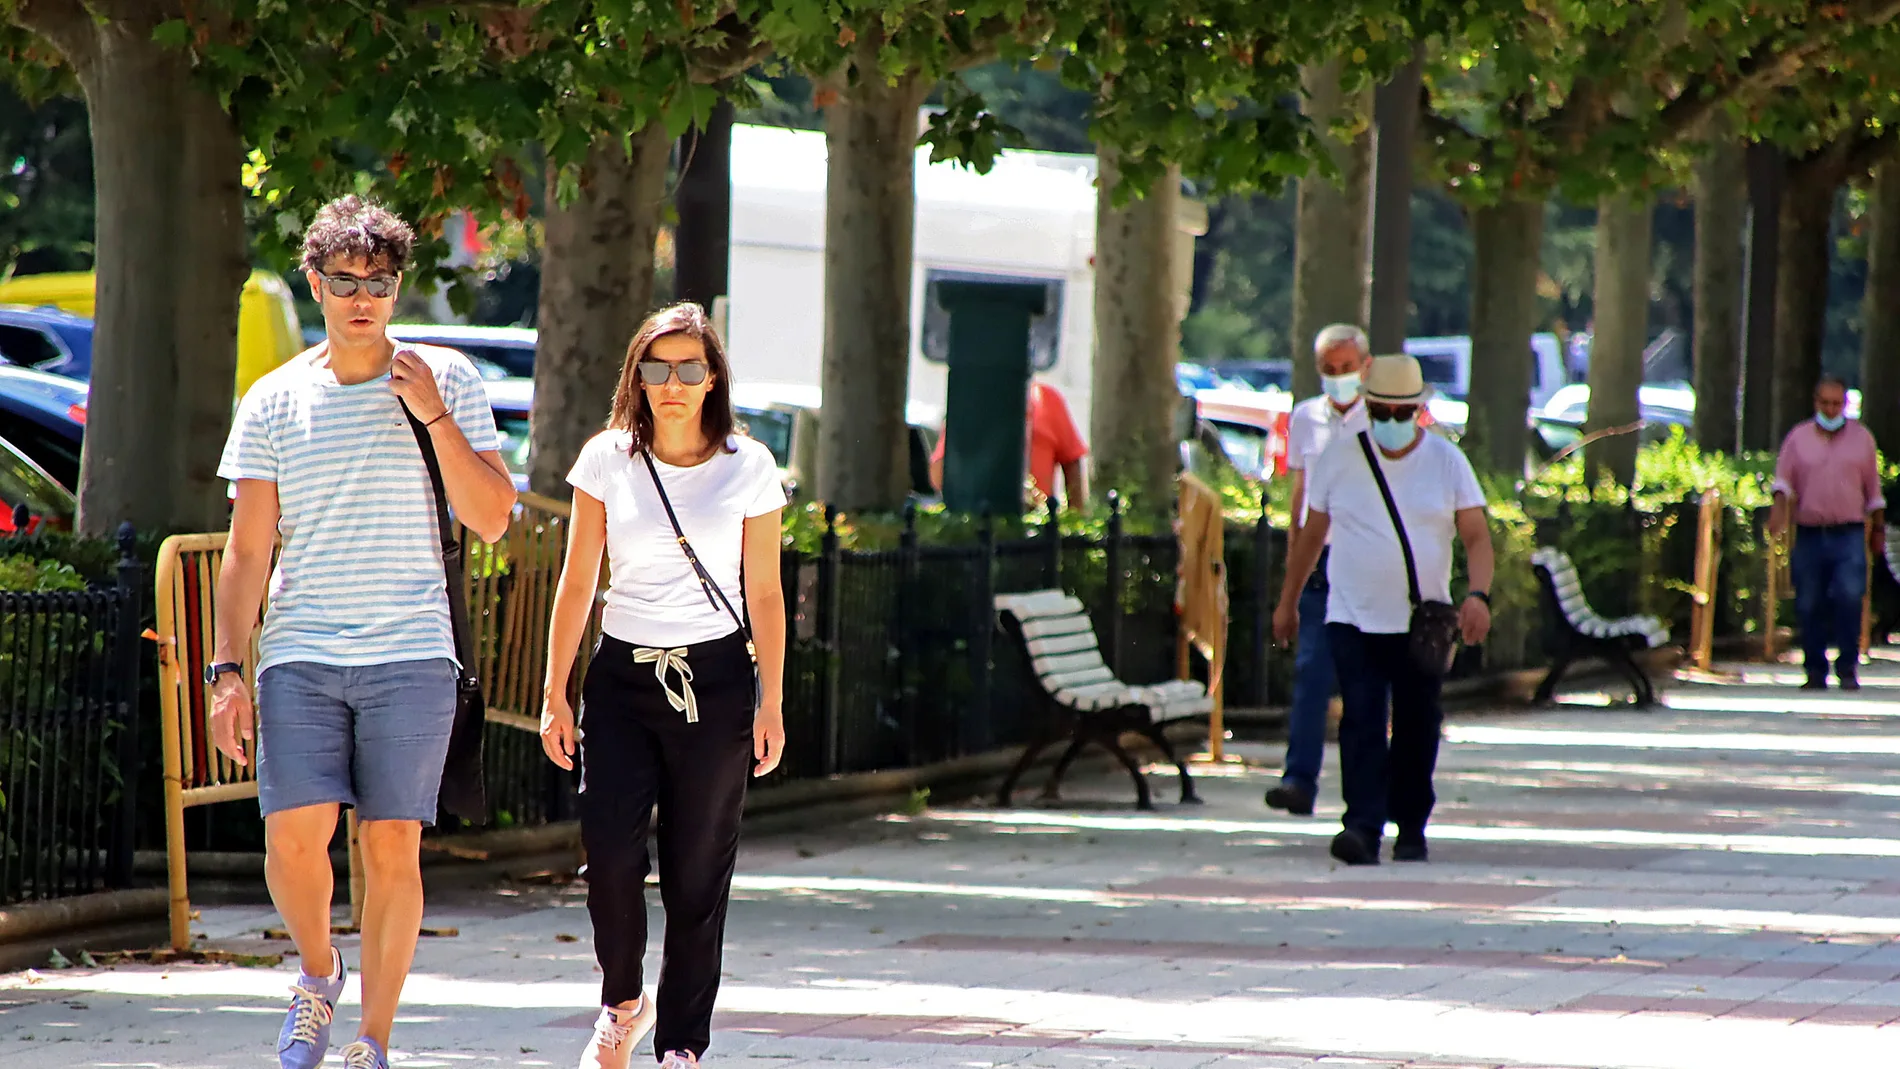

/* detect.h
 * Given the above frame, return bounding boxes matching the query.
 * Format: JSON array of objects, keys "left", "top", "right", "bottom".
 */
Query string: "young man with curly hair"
[{"left": 207, "top": 196, "right": 517, "bottom": 1069}]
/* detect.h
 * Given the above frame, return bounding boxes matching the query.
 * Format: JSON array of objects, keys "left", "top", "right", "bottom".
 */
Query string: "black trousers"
[
  {"left": 1328, "top": 624, "right": 1444, "bottom": 841},
  {"left": 578, "top": 629, "right": 755, "bottom": 1059}
]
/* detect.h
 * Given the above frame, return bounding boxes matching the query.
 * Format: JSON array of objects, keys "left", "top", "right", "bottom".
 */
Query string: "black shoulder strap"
[
  {"left": 1356, "top": 430, "right": 1422, "bottom": 608},
  {"left": 401, "top": 401, "right": 480, "bottom": 677},
  {"left": 639, "top": 450, "right": 753, "bottom": 643}
]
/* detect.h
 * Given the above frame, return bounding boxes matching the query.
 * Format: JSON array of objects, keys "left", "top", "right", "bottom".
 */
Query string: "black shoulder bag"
[
  {"left": 402, "top": 403, "right": 489, "bottom": 823},
  {"left": 1356, "top": 431, "right": 1461, "bottom": 678},
  {"left": 638, "top": 451, "right": 762, "bottom": 710}
]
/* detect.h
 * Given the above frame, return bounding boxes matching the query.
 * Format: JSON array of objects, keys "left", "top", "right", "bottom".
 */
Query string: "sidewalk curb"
[{"left": 0, "top": 889, "right": 170, "bottom": 974}]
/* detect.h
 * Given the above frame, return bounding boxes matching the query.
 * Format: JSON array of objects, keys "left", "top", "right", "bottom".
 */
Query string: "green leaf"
[{"left": 151, "top": 19, "right": 191, "bottom": 49}]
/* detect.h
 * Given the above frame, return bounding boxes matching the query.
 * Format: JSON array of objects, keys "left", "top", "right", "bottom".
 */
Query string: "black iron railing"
[{"left": 0, "top": 524, "right": 144, "bottom": 905}]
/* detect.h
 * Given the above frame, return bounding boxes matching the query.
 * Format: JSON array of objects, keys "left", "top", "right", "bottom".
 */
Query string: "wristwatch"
[
  {"left": 203, "top": 661, "right": 244, "bottom": 686},
  {"left": 1465, "top": 591, "right": 1491, "bottom": 606}
]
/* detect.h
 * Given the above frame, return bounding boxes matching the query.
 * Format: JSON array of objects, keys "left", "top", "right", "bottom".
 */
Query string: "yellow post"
[
  {"left": 346, "top": 812, "right": 366, "bottom": 932},
  {"left": 1762, "top": 528, "right": 1784, "bottom": 662},
  {"left": 1863, "top": 516, "right": 1876, "bottom": 656},
  {"left": 154, "top": 545, "right": 194, "bottom": 950},
  {"left": 1688, "top": 489, "right": 1720, "bottom": 672}
]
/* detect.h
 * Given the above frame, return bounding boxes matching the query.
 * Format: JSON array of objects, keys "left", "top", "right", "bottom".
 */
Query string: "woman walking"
[{"left": 539, "top": 302, "right": 787, "bottom": 1069}]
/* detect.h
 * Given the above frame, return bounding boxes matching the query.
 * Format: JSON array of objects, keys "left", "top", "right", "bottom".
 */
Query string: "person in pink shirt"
[
  {"left": 1769, "top": 374, "right": 1886, "bottom": 690},
  {"left": 927, "top": 381, "right": 1090, "bottom": 511}
]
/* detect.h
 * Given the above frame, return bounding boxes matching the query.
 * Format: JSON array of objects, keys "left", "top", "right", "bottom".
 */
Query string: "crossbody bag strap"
[
  {"left": 401, "top": 400, "right": 479, "bottom": 674},
  {"left": 639, "top": 450, "right": 753, "bottom": 644},
  {"left": 1356, "top": 430, "right": 1422, "bottom": 608}
]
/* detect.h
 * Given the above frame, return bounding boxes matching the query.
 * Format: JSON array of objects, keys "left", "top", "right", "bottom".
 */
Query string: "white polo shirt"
[
  {"left": 1306, "top": 430, "right": 1487, "bottom": 634},
  {"left": 1286, "top": 394, "right": 1369, "bottom": 531}
]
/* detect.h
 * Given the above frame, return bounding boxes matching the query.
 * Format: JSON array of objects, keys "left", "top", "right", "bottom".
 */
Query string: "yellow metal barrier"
[
  {"left": 154, "top": 491, "right": 593, "bottom": 951},
  {"left": 1760, "top": 518, "right": 1876, "bottom": 664},
  {"left": 1686, "top": 489, "right": 1722, "bottom": 673},
  {"left": 1175, "top": 473, "right": 1230, "bottom": 762}
]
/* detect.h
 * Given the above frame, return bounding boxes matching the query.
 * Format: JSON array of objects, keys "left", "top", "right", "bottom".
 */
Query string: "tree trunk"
[
  {"left": 1584, "top": 193, "right": 1654, "bottom": 489},
  {"left": 1692, "top": 139, "right": 1747, "bottom": 455},
  {"left": 1739, "top": 146, "right": 1786, "bottom": 452},
  {"left": 1771, "top": 166, "right": 1838, "bottom": 443},
  {"left": 1091, "top": 153, "right": 1186, "bottom": 512},
  {"left": 17, "top": 2, "right": 253, "bottom": 534},
  {"left": 674, "top": 96, "right": 734, "bottom": 313},
  {"left": 530, "top": 125, "right": 670, "bottom": 497},
  {"left": 1366, "top": 53, "right": 1422, "bottom": 354},
  {"left": 1289, "top": 60, "right": 1371, "bottom": 398},
  {"left": 171, "top": 86, "right": 249, "bottom": 533},
  {"left": 1462, "top": 196, "right": 1545, "bottom": 476},
  {"left": 1862, "top": 153, "right": 1900, "bottom": 458},
  {"left": 817, "top": 67, "right": 930, "bottom": 512}
]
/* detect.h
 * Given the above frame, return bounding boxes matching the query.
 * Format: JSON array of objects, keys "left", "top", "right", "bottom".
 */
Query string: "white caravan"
[{"left": 724, "top": 123, "right": 1107, "bottom": 438}]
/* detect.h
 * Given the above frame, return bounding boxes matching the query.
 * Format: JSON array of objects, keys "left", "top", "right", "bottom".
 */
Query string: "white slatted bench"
[
  {"left": 993, "top": 590, "right": 1206, "bottom": 809},
  {"left": 1530, "top": 547, "right": 1670, "bottom": 707}
]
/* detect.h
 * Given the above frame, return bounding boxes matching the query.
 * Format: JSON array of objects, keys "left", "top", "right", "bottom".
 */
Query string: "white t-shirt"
[
  {"left": 1306, "top": 430, "right": 1487, "bottom": 634},
  {"left": 567, "top": 431, "right": 787, "bottom": 648},
  {"left": 1286, "top": 395, "right": 1369, "bottom": 532}
]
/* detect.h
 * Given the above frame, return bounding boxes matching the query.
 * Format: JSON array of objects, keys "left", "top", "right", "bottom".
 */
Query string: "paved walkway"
[{"left": 6, "top": 660, "right": 1900, "bottom": 1068}]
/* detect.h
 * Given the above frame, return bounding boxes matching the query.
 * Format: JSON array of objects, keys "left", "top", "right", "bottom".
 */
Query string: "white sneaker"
[
  {"left": 659, "top": 1052, "right": 699, "bottom": 1069},
  {"left": 578, "top": 998, "right": 655, "bottom": 1069}
]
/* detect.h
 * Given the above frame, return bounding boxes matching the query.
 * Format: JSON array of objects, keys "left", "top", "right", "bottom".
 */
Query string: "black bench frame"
[
  {"left": 993, "top": 610, "right": 1201, "bottom": 811},
  {"left": 1532, "top": 561, "right": 1659, "bottom": 708}
]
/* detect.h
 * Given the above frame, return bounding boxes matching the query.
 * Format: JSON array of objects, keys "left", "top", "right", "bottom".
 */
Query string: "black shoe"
[
  {"left": 1264, "top": 782, "right": 1316, "bottom": 816},
  {"left": 1393, "top": 833, "right": 1429, "bottom": 863},
  {"left": 1329, "top": 828, "right": 1380, "bottom": 866},
  {"left": 1839, "top": 674, "right": 1862, "bottom": 692},
  {"left": 1801, "top": 678, "right": 1827, "bottom": 691}
]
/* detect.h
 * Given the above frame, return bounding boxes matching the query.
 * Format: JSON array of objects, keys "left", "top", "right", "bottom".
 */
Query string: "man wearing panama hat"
[{"left": 1272, "top": 354, "right": 1495, "bottom": 865}]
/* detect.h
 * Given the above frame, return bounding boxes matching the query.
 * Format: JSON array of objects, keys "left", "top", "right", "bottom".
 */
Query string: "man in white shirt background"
[
  {"left": 1272, "top": 355, "right": 1494, "bottom": 866},
  {"left": 1264, "top": 324, "right": 1371, "bottom": 818}
]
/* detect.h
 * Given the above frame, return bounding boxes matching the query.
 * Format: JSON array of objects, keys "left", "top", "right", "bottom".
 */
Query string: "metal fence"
[
  {"left": 462, "top": 500, "right": 1278, "bottom": 825},
  {"left": 0, "top": 525, "right": 145, "bottom": 905}
]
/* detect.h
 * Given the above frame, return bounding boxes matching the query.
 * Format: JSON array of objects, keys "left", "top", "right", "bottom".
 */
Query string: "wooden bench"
[
  {"left": 994, "top": 590, "right": 1206, "bottom": 809},
  {"left": 1530, "top": 547, "right": 1670, "bottom": 707}
]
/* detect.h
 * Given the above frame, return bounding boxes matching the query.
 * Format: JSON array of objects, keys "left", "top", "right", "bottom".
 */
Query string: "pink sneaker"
[
  {"left": 577, "top": 997, "right": 655, "bottom": 1069},
  {"left": 659, "top": 1052, "right": 699, "bottom": 1069}
]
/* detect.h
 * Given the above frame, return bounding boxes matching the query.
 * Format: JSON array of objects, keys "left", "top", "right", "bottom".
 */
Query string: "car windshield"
[
  {"left": 741, "top": 408, "right": 794, "bottom": 468},
  {"left": 0, "top": 436, "right": 71, "bottom": 529},
  {"left": 1411, "top": 352, "right": 1462, "bottom": 400},
  {"left": 495, "top": 417, "right": 531, "bottom": 477}
]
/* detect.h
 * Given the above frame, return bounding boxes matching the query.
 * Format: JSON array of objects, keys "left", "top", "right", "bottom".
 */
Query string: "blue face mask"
[
  {"left": 1370, "top": 417, "right": 1418, "bottom": 451},
  {"left": 1816, "top": 412, "right": 1846, "bottom": 432},
  {"left": 1321, "top": 373, "right": 1361, "bottom": 406}
]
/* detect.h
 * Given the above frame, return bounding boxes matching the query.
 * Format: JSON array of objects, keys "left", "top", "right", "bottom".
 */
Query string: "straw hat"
[{"left": 1362, "top": 354, "right": 1430, "bottom": 405}]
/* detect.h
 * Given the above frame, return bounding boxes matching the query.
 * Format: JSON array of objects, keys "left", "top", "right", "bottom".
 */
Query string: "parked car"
[
  {"left": 0, "top": 430, "right": 76, "bottom": 533},
  {"left": 388, "top": 323, "right": 535, "bottom": 380},
  {"left": 0, "top": 270, "right": 302, "bottom": 399},
  {"left": 0, "top": 365, "right": 87, "bottom": 491},
  {"left": 1206, "top": 359, "right": 1294, "bottom": 393},
  {"left": 0, "top": 304, "right": 95, "bottom": 378},
  {"left": 1192, "top": 386, "right": 1464, "bottom": 481},
  {"left": 1404, "top": 333, "right": 1568, "bottom": 414}
]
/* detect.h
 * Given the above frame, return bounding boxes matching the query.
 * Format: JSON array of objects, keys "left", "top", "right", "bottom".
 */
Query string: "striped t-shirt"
[{"left": 217, "top": 343, "right": 501, "bottom": 674}]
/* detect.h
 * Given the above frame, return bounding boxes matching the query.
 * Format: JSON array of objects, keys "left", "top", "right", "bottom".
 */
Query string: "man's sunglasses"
[
  {"left": 637, "top": 360, "right": 711, "bottom": 386},
  {"left": 1367, "top": 403, "right": 1420, "bottom": 422},
  {"left": 321, "top": 274, "right": 398, "bottom": 299}
]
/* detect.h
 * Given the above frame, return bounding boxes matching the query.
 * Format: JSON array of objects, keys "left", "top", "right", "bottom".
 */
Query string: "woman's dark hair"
[
  {"left": 300, "top": 195, "right": 415, "bottom": 275},
  {"left": 609, "top": 302, "right": 737, "bottom": 458}
]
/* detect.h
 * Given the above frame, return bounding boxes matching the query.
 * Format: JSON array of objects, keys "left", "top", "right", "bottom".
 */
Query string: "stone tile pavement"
[{"left": 5, "top": 659, "right": 1900, "bottom": 1067}]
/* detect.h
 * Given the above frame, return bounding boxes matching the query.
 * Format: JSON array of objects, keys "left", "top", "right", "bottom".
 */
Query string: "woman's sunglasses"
[
  {"left": 1367, "top": 403, "right": 1420, "bottom": 422},
  {"left": 321, "top": 274, "right": 398, "bottom": 299},
  {"left": 637, "top": 359, "right": 711, "bottom": 386}
]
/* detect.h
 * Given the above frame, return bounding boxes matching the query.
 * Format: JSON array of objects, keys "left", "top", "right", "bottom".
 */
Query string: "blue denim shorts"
[{"left": 255, "top": 658, "right": 459, "bottom": 824}]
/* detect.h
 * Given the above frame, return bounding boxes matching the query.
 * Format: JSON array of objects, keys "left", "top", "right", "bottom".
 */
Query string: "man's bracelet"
[
  {"left": 423, "top": 410, "right": 451, "bottom": 429},
  {"left": 1466, "top": 590, "right": 1491, "bottom": 605}
]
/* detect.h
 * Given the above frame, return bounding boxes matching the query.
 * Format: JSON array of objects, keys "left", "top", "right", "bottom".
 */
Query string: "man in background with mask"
[
  {"left": 1272, "top": 354, "right": 1493, "bottom": 865},
  {"left": 1264, "top": 323, "right": 1371, "bottom": 818},
  {"left": 1768, "top": 374, "right": 1884, "bottom": 691}
]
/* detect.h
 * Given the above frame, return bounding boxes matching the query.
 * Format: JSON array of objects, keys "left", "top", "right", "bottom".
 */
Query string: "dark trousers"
[
  {"left": 578, "top": 630, "right": 755, "bottom": 1059},
  {"left": 1282, "top": 549, "right": 1334, "bottom": 793},
  {"left": 1791, "top": 524, "right": 1867, "bottom": 683},
  {"left": 1328, "top": 624, "right": 1444, "bottom": 841}
]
